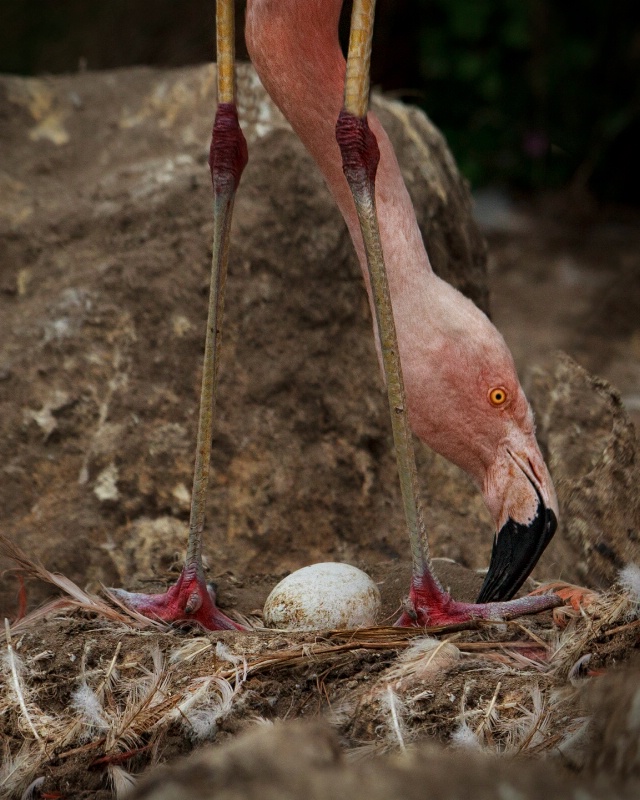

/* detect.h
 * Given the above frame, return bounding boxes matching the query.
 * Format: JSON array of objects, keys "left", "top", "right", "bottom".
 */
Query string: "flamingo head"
[{"left": 403, "top": 281, "right": 558, "bottom": 602}]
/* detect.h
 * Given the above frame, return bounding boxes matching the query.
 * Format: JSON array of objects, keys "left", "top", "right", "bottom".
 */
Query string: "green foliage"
[
  {"left": 1, "top": 0, "right": 638, "bottom": 200},
  {"left": 413, "top": 0, "right": 640, "bottom": 198}
]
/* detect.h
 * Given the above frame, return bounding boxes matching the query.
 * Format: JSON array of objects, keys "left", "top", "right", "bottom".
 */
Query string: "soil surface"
[
  {"left": 0, "top": 64, "right": 639, "bottom": 799},
  {"left": 0, "top": 63, "right": 492, "bottom": 621}
]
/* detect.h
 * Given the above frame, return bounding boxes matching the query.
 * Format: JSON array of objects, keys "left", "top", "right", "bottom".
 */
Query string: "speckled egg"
[{"left": 263, "top": 562, "right": 381, "bottom": 631}]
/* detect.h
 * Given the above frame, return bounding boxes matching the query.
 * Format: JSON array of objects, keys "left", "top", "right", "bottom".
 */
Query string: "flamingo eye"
[{"left": 488, "top": 387, "right": 507, "bottom": 406}]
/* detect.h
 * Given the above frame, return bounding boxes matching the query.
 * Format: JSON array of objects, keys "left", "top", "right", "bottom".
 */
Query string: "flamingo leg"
[
  {"left": 336, "top": 0, "right": 559, "bottom": 627},
  {"left": 109, "top": 0, "right": 246, "bottom": 631}
]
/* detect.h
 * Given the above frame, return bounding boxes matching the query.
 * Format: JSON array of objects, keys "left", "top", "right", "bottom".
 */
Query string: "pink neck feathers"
[{"left": 245, "top": 0, "right": 434, "bottom": 297}]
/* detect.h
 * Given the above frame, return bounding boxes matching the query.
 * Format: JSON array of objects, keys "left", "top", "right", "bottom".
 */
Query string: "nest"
[{"left": 1, "top": 535, "right": 639, "bottom": 799}]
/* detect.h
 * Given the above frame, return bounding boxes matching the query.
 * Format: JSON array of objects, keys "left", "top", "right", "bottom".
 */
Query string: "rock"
[
  {"left": 1, "top": 65, "right": 636, "bottom": 615},
  {"left": 131, "top": 716, "right": 637, "bottom": 800},
  {"left": 528, "top": 352, "right": 640, "bottom": 587},
  {"left": 0, "top": 64, "right": 489, "bottom": 615},
  {"left": 583, "top": 663, "right": 640, "bottom": 781}
]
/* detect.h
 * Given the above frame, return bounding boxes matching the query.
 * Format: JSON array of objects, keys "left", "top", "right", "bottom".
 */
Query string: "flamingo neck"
[{"left": 245, "top": 0, "right": 434, "bottom": 300}]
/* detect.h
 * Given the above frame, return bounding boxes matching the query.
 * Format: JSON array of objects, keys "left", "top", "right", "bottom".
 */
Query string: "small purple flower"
[{"left": 522, "top": 130, "right": 549, "bottom": 159}]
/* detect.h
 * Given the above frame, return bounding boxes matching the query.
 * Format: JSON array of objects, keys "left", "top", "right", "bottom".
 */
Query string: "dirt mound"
[
  {"left": 132, "top": 676, "right": 640, "bottom": 799},
  {"left": 0, "top": 63, "right": 489, "bottom": 617},
  {"left": 1, "top": 64, "right": 640, "bottom": 799},
  {"left": 1, "top": 568, "right": 639, "bottom": 798},
  {"left": 530, "top": 353, "right": 640, "bottom": 587}
]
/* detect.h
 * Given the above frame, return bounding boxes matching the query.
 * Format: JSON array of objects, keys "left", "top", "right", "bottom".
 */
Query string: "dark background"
[{"left": 1, "top": 0, "right": 639, "bottom": 203}]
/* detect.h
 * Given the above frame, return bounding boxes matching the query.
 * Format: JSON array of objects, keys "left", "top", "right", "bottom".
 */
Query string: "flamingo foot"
[
  {"left": 529, "top": 580, "right": 599, "bottom": 626},
  {"left": 109, "top": 564, "right": 245, "bottom": 631},
  {"left": 395, "top": 573, "right": 562, "bottom": 627},
  {"left": 530, "top": 580, "right": 599, "bottom": 611}
]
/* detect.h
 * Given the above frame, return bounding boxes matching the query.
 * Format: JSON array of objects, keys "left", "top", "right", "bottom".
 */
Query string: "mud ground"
[
  {"left": 0, "top": 64, "right": 639, "bottom": 798},
  {"left": 0, "top": 63, "right": 493, "bottom": 621}
]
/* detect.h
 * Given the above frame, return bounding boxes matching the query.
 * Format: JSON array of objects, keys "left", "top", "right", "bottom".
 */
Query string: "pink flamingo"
[{"left": 111, "top": 0, "right": 560, "bottom": 629}]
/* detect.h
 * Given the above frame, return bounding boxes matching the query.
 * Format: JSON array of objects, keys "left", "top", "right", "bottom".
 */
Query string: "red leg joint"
[
  {"left": 335, "top": 109, "right": 380, "bottom": 194},
  {"left": 209, "top": 103, "right": 248, "bottom": 196}
]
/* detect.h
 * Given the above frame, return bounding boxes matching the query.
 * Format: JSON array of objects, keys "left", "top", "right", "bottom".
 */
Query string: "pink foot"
[
  {"left": 529, "top": 580, "right": 599, "bottom": 627},
  {"left": 395, "top": 574, "right": 562, "bottom": 627},
  {"left": 109, "top": 565, "right": 245, "bottom": 631},
  {"left": 530, "top": 580, "right": 599, "bottom": 611}
]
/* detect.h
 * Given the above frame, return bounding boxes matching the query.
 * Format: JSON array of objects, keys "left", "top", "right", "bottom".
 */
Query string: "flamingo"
[{"left": 110, "top": 0, "right": 560, "bottom": 629}]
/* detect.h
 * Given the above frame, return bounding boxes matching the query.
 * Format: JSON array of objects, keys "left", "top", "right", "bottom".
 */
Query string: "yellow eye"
[{"left": 489, "top": 387, "right": 508, "bottom": 406}]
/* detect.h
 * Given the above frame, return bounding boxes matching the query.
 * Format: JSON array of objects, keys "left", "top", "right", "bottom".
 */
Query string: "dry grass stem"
[
  {"left": 1, "top": 547, "right": 639, "bottom": 797},
  {"left": 4, "top": 620, "right": 42, "bottom": 744}
]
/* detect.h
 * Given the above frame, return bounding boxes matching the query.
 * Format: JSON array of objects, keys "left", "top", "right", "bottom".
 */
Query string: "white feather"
[
  {"left": 384, "top": 636, "right": 460, "bottom": 690},
  {"left": 619, "top": 563, "right": 640, "bottom": 617},
  {"left": 381, "top": 686, "right": 407, "bottom": 752},
  {"left": 3, "top": 622, "right": 41, "bottom": 742},
  {"left": 216, "top": 641, "right": 248, "bottom": 683},
  {"left": 108, "top": 765, "right": 137, "bottom": 798},
  {"left": 182, "top": 675, "right": 243, "bottom": 742},
  {"left": 21, "top": 777, "right": 45, "bottom": 800},
  {"left": 169, "top": 637, "right": 212, "bottom": 664},
  {"left": 71, "top": 682, "right": 109, "bottom": 733},
  {"left": 0, "top": 743, "right": 39, "bottom": 795},
  {"left": 450, "top": 721, "right": 483, "bottom": 751}
]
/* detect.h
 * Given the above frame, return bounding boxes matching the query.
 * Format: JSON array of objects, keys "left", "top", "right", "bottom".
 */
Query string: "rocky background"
[
  {"left": 1, "top": 62, "right": 639, "bottom": 800},
  {"left": 1, "top": 64, "right": 639, "bottom": 620}
]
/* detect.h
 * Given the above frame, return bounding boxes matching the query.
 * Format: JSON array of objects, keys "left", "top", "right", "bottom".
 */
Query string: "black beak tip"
[{"left": 476, "top": 502, "right": 557, "bottom": 604}]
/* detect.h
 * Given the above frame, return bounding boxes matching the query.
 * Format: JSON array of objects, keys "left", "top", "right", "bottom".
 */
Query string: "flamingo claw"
[
  {"left": 109, "top": 565, "right": 245, "bottom": 631},
  {"left": 530, "top": 581, "right": 600, "bottom": 627}
]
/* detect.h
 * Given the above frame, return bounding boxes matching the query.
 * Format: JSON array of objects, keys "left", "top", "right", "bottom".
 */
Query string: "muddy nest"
[
  {"left": 1, "top": 64, "right": 640, "bottom": 798},
  {"left": 1, "top": 554, "right": 639, "bottom": 798}
]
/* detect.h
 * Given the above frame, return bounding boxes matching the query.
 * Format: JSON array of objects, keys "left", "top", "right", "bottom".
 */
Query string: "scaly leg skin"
[
  {"left": 109, "top": 0, "right": 246, "bottom": 631},
  {"left": 395, "top": 571, "right": 561, "bottom": 628},
  {"left": 337, "top": 0, "right": 560, "bottom": 629},
  {"left": 110, "top": 566, "right": 241, "bottom": 631}
]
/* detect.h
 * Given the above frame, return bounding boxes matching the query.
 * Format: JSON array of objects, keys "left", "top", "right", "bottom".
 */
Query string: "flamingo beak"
[{"left": 476, "top": 449, "right": 558, "bottom": 603}]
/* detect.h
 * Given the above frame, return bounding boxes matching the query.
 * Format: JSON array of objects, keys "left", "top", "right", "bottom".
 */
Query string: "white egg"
[{"left": 263, "top": 562, "right": 381, "bottom": 631}]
